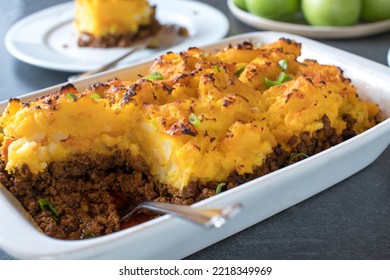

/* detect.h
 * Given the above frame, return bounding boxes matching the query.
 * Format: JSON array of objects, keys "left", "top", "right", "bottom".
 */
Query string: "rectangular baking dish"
[{"left": 1, "top": 31, "right": 389, "bottom": 259}]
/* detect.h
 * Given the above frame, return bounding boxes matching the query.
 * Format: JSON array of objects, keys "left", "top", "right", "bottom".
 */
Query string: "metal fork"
[
  {"left": 68, "top": 24, "right": 183, "bottom": 82},
  {"left": 120, "top": 201, "right": 242, "bottom": 228}
]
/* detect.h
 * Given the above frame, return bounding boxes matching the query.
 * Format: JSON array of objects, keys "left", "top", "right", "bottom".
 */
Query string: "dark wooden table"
[{"left": 1, "top": 0, "right": 389, "bottom": 259}]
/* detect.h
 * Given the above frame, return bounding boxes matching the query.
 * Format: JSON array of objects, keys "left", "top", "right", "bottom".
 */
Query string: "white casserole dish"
[{"left": 0, "top": 31, "right": 389, "bottom": 259}]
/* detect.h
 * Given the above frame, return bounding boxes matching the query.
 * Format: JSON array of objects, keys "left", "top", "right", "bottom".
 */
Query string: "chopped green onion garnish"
[
  {"left": 90, "top": 93, "right": 101, "bottom": 99},
  {"left": 66, "top": 93, "right": 77, "bottom": 100},
  {"left": 235, "top": 67, "right": 245, "bottom": 77},
  {"left": 288, "top": 152, "right": 309, "bottom": 163},
  {"left": 278, "top": 59, "right": 289, "bottom": 71},
  {"left": 279, "top": 72, "right": 293, "bottom": 82},
  {"left": 264, "top": 72, "right": 293, "bottom": 88},
  {"left": 146, "top": 71, "right": 163, "bottom": 81},
  {"left": 264, "top": 77, "right": 279, "bottom": 88},
  {"left": 212, "top": 65, "right": 221, "bottom": 72},
  {"left": 38, "top": 198, "right": 60, "bottom": 221},
  {"left": 215, "top": 182, "right": 226, "bottom": 195},
  {"left": 189, "top": 113, "right": 201, "bottom": 127},
  {"left": 82, "top": 231, "right": 95, "bottom": 239}
]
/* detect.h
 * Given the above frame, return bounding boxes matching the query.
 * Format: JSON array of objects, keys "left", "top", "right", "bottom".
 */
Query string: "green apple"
[
  {"left": 233, "top": 0, "right": 247, "bottom": 10},
  {"left": 245, "top": 0, "right": 300, "bottom": 21},
  {"left": 302, "top": 0, "right": 362, "bottom": 26},
  {"left": 361, "top": 0, "right": 390, "bottom": 22}
]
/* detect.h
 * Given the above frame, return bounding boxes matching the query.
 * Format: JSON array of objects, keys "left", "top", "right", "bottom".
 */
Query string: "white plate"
[
  {"left": 5, "top": 0, "right": 229, "bottom": 72},
  {"left": 1, "top": 31, "right": 390, "bottom": 260},
  {"left": 227, "top": 0, "right": 390, "bottom": 39}
]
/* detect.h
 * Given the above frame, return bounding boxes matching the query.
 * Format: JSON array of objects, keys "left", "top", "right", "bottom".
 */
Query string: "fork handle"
[{"left": 120, "top": 201, "right": 242, "bottom": 228}]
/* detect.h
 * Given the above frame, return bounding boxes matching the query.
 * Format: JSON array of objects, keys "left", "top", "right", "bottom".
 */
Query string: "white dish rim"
[{"left": 387, "top": 48, "right": 390, "bottom": 67}]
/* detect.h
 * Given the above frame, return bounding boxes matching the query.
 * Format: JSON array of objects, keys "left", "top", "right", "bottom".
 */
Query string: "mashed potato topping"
[
  {"left": 74, "top": 0, "right": 154, "bottom": 37},
  {"left": 0, "top": 39, "right": 381, "bottom": 190}
]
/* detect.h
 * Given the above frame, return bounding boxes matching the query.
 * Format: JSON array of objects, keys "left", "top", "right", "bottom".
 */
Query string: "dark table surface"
[{"left": 1, "top": 0, "right": 389, "bottom": 260}]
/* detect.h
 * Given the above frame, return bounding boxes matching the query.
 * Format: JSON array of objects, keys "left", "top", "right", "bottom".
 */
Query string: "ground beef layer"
[
  {"left": 0, "top": 114, "right": 358, "bottom": 240},
  {"left": 78, "top": 15, "right": 161, "bottom": 48}
]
